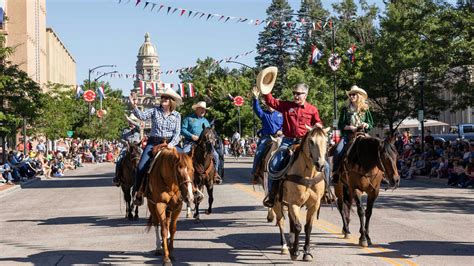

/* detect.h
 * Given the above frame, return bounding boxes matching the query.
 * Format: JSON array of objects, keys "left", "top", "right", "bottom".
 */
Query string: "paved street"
[{"left": 0, "top": 157, "right": 473, "bottom": 265}]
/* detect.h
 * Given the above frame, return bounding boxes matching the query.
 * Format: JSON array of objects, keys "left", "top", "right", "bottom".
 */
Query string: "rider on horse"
[
  {"left": 180, "top": 101, "right": 222, "bottom": 184},
  {"left": 129, "top": 88, "right": 183, "bottom": 206},
  {"left": 250, "top": 86, "right": 283, "bottom": 181},
  {"left": 332, "top": 85, "right": 373, "bottom": 184},
  {"left": 262, "top": 83, "right": 327, "bottom": 208},
  {"left": 112, "top": 114, "right": 142, "bottom": 186}
]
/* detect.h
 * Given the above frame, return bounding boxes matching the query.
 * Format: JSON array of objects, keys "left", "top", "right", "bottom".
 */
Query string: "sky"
[{"left": 46, "top": 0, "right": 385, "bottom": 95}]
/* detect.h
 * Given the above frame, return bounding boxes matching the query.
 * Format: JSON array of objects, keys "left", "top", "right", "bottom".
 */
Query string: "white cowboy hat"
[
  {"left": 125, "top": 113, "right": 141, "bottom": 124},
  {"left": 192, "top": 101, "right": 209, "bottom": 110},
  {"left": 346, "top": 85, "right": 368, "bottom": 99},
  {"left": 256, "top": 66, "right": 278, "bottom": 95},
  {"left": 157, "top": 88, "right": 183, "bottom": 105}
]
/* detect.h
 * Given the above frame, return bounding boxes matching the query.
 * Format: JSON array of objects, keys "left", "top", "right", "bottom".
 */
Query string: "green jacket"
[{"left": 337, "top": 106, "right": 374, "bottom": 137}]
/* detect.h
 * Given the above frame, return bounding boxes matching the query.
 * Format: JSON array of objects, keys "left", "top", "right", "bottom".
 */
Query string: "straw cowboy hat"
[
  {"left": 157, "top": 88, "right": 183, "bottom": 105},
  {"left": 346, "top": 85, "right": 368, "bottom": 99},
  {"left": 192, "top": 101, "right": 209, "bottom": 110},
  {"left": 125, "top": 113, "right": 140, "bottom": 124},
  {"left": 256, "top": 66, "right": 278, "bottom": 95}
]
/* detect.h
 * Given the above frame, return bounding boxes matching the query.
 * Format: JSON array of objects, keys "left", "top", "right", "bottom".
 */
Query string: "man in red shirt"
[{"left": 262, "top": 83, "right": 325, "bottom": 207}]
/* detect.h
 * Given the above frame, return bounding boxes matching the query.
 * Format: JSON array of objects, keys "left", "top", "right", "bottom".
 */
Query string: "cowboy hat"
[
  {"left": 157, "top": 88, "right": 183, "bottom": 105},
  {"left": 192, "top": 101, "right": 209, "bottom": 110},
  {"left": 256, "top": 66, "right": 278, "bottom": 95},
  {"left": 346, "top": 85, "right": 368, "bottom": 99},
  {"left": 125, "top": 113, "right": 140, "bottom": 124}
]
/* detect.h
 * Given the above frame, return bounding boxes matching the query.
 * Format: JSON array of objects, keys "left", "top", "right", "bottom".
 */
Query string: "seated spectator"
[
  {"left": 1, "top": 163, "right": 15, "bottom": 185},
  {"left": 83, "top": 149, "right": 95, "bottom": 163},
  {"left": 105, "top": 151, "right": 114, "bottom": 162},
  {"left": 407, "top": 155, "right": 426, "bottom": 179},
  {"left": 447, "top": 160, "right": 465, "bottom": 186},
  {"left": 430, "top": 157, "right": 448, "bottom": 179},
  {"left": 459, "top": 158, "right": 474, "bottom": 188}
]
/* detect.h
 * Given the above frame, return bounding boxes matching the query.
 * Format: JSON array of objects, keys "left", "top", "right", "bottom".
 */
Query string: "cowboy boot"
[
  {"left": 263, "top": 181, "right": 279, "bottom": 208},
  {"left": 133, "top": 182, "right": 145, "bottom": 206},
  {"left": 113, "top": 170, "right": 121, "bottom": 187}
]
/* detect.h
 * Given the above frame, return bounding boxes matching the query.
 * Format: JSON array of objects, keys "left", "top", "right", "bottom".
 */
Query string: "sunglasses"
[
  {"left": 349, "top": 93, "right": 358, "bottom": 97},
  {"left": 293, "top": 92, "right": 306, "bottom": 96},
  {"left": 160, "top": 96, "right": 171, "bottom": 100}
]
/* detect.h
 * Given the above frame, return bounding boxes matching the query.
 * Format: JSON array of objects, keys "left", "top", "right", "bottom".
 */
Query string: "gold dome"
[{"left": 138, "top": 33, "right": 157, "bottom": 57}]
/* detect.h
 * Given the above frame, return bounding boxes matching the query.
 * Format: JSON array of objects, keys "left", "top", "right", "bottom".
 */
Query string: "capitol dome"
[{"left": 138, "top": 33, "right": 157, "bottom": 57}]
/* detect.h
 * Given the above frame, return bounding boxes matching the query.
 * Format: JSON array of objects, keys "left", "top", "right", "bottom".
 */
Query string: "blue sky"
[{"left": 47, "top": 0, "right": 385, "bottom": 95}]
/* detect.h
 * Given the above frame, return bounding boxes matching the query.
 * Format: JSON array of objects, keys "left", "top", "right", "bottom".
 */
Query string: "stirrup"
[
  {"left": 133, "top": 192, "right": 144, "bottom": 206},
  {"left": 262, "top": 195, "right": 275, "bottom": 208}
]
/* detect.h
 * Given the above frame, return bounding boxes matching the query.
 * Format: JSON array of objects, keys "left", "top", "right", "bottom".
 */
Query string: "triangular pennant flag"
[
  {"left": 219, "top": 15, "right": 225, "bottom": 21},
  {"left": 180, "top": 9, "right": 186, "bottom": 16},
  {"left": 167, "top": 6, "right": 171, "bottom": 14},
  {"left": 158, "top": 4, "right": 164, "bottom": 12},
  {"left": 144, "top": 1, "right": 149, "bottom": 9},
  {"left": 206, "top": 14, "right": 212, "bottom": 20},
  {"left": 135, "top": 0, "right": 141, "bottom": 7},
  {"left": 150, "top": 3, "right": 156, "bottom": 11},
  {"left": 172, "top": 8, "right": 178, "bottom": 14},
  {"left": 188, "top": 11, "right": 193, "bottom": 17},
  {"left": 199, "top": 13, "right": 205, "bottom": 19},
  {"left": 193, "top": 12, "right": 199, "bottom": 18},
  {"left": 241, "top": 18, "right": 247, "bottom": 23}
]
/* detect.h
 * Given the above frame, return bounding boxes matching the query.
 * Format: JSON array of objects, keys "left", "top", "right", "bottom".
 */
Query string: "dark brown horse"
[
  {"left": 146, "top": 147, "right": 195, "bottom": 265},
  {"left": 189, "top": 126, "right": 219, "bottom": 221},
  {"left": 334, "top": 136, "right": 400, "bottom": 247},
  {"left": 118, "top": 142, "right": 141, "bottom": 220},
  {"left": 231, "top": 139, "right": 243, "bottom": 158}
]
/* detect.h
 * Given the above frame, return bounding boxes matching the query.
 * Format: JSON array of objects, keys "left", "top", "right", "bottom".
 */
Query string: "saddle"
[{"left": 268, "top": 144, "right": 300, "bottom": 180}]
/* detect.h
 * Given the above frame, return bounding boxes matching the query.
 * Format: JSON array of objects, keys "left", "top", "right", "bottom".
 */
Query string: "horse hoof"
[
  {"left": 162, "top": 259, "right": 172, "bottom": 266},
  {"left": 290, "top": 254, "right": 298, "bottom": 261},
  {"left": 303, "top": 253, "right": 313, "bottom": 262},
  {"left": 344, "top": 233, "right": 350, "bottom": 239},
  {"left": 281, "top": 246, "right": 289, "bottom": 255},
  {"left": 154, "top": 248, "right": 163, "bottom": 256},
  {"left": 127, "top": 215, "right": 133, "bottom": 221},
  {"left": 186, "top": 212, "right": 192, "bottom": 218},
  {"left": 133, "top": 215, "right": 139, "bottom": 221},
  {"left": 205, "top": 209, "right": 212, "bottom": 215},
  {"left": 359, "top": 239, "right": 368, "bottom": 247},
  {"left": 194, "top": 218, "right": 200, "bottom": 223},
  {"left": 367, "top": 238, "right": 373, "bottom": 246},
  {"left": 169, "top": 255, "right": 175, "bottom": 261},
  {"left": 267, "top": 217, "right": 274, "bottom": 223}
]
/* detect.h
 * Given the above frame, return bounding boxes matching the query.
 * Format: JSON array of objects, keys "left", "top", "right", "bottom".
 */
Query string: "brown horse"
[
  {"left": 252, "top": 135, "right": 282, "bottom": 223},
  {"left": 334, "top": 136, "right": 400, "bottom": 247},
  {"left": 146, "top": 147, "right": 195, "bottom": 264},
  {"left": 231, "top": 139, "right": 243, "bottom": 158},
  {"left": 272, "top": 126, "right": 330, "bottom": 261},
  {"left": 118, "top": 142, "right": 141, "bottom": 220},
  {"left": 188, "top": 126, "right": 220, "bottom": 221}
]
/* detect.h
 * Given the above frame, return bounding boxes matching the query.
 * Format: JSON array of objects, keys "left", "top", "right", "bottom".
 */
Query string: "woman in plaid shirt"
[{"left": 129, "top": 88, "right": 183, "bottom": 206}]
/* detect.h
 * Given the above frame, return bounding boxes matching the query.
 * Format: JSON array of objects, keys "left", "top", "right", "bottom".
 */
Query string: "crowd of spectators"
[
  {"left": 1, "top": 137, "right": 120, "bottom": 186},
  {"left": 395, "top": 131, "right": 474, "bottom": 188}
]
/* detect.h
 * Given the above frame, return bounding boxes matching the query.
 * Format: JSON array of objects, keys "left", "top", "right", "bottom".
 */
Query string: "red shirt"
[{"left": 264, "top": 93, "right": 323, "bottom": 138}]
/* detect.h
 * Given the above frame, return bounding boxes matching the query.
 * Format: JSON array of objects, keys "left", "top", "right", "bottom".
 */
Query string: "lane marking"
[{"left": 232, "top": 181, "right": 417, "bottom": 266}]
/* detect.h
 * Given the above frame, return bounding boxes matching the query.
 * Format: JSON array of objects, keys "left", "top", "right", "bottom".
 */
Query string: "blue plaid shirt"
[{"left": 133, "top": 106, "right": 181, "bottom": 147}]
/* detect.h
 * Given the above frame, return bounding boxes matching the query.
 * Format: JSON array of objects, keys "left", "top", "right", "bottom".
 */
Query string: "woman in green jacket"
[{"left": 332, "top": 85, "right": 374, "bottom": 183}]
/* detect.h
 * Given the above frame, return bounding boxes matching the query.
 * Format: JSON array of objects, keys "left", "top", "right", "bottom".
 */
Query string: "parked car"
[{"left": 432, "top": 124, "right": 474, "bottom": 142}]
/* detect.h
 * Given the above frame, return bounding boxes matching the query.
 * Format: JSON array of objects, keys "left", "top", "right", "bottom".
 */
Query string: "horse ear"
[{"left": 323, "top": 127, "right": 331, "bottom": 135}]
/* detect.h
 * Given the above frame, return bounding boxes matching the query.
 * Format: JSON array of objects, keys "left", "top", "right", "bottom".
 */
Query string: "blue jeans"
[
  {"left": 115, "top": 149, "right": 126, "bottom": 177},
  {"left": 133, "top": 143, "right": 155, "bottom": 193},
  {"left": 251, "top": 135, "right": 271, "bottom": 175},
  {"left": 332, "top": 136, "right": 348, "bottom": 173},
  {"left": 181, "top": 140, "right": 220, "bottom": 173}
]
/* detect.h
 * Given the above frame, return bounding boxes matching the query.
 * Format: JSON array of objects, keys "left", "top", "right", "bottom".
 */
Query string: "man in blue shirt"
[
  {"left": 113, "top": 114, "right": 141, "bottom": 186},
  {"left": 181, "top": 101, "right": 222, "bottom": 183},
  {"left": 251, "top": 86, "right": 283, "bottom": 178}
]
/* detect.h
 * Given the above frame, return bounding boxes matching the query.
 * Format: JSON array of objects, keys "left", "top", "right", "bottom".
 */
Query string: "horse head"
[
  {"left": 175, "top": 152, "right": 195, "bottom": 205},
  {"left": 126, "top": 141, "right": 142, "bottom": 168},
  {"left": 198, "top": 125, "right": 217, "bottom": 154},
  {"left": 304, "top": 125, "right": 330, "bottom": 172},
  {"left": 379, "top": 138, "right": 401, "bottom": 188}
]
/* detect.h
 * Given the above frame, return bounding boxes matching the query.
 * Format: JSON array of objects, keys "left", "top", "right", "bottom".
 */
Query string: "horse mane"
[
  {"left": 293, "top": 127, "right": 326, "bottom": 161},
  {"left": 347, "top": 137, "right": 380, "bottom": 172}
]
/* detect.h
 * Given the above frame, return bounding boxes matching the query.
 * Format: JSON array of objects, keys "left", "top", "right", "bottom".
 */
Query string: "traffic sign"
[
  {"left": 233, "top": 96, "right": 244, "bottom": 107},
  {"left": 67, "top": 131, "right": 73, "bottom": 138},
  {"left": 83, "top": 90, "right": 96, "bottom": 102}
]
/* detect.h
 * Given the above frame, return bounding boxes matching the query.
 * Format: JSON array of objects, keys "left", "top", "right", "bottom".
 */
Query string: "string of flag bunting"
[
  {"left": 91, "top": 48, "right": 266, "bottom": 79},
  {"left": 118, "top": 0, "right": 334, "bottom": 30},
  {"left": 138, "top": 81, "right": 195, "bottom": 98}
]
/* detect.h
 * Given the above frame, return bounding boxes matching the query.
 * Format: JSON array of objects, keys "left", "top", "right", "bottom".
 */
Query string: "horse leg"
[
  {"left": 365, "top": 190, "right": 379, "bottom": 246},
  {"left": 303, "top": 204, "right": 318, "bottom": 262},
  {"left": 186, "top": 203, "right": 192, "bottom": 218},
  {"left": 134, "top": 204, "right": 139, "bottom": 220},
  {"left": 354, "top": 189, "right": 368, "bottom": 247},
  {"left": 168, "top": 202, "right": 182, "bottom": 262},
  {"left": 273, "top": 203, "right": 288, "bottom": 255},
  {"left": 267, "top": 208, "right": 275, "bottom": 223},
  {"left": 288, "top": 204, "right": 302, "bottom": 260},
  {"left": 154, "top": 225, "right": 163, "bottom": 255},
  {"left": 205, "top": 183, "right": 214, "bottom": 215},
  {"left": 123, "top": 187, "right": 133, "bottom": 220},
  {"left": 340, "top": 185, "right": 353, "bottom": 237},
  {"left": 194, "top": 186, "right": 202, "bottom": 221},
  {"left": 155, "top": 203, "right": 171, "bottom": 264}
]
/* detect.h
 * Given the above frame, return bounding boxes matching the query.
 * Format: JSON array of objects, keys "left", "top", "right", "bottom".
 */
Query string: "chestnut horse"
[
  {"left": 146, "top": 147, "right": 195, "bottom": 264},
  {"left": 334, "top": 136, "right": 400, "bottom": 247},
  {"left": 188, "top": 127, "right": 219, "bottom": 221},
  {"left": 272, "top": 126, "right": 329, "bottom": 261},
  {"left": 118, "top": 142, "right": 141, "bottom": 220},
  {"left": 231, "top": 139, "right": 243, "bottom": 158}
]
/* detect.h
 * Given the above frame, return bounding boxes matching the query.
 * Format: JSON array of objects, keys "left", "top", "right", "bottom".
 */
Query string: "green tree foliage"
[{"left": 255, "top": 0, "right": 297, "bottom": 95}]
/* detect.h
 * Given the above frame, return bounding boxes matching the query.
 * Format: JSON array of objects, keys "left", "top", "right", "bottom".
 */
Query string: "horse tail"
[{"left": 145, "top": 215, "right": 153, "bottom": 233}]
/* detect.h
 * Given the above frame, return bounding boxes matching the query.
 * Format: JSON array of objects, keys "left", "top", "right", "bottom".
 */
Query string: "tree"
[{"left": 255, "top": 0, "right": 297, "bottom": 95}]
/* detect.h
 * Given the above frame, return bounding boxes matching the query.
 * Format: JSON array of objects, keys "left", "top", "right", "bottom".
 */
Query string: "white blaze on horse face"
[{"left": 185, "top": 167, "right": 194, "bottom": 203}]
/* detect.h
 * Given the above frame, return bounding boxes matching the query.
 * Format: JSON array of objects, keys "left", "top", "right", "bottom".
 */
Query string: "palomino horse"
[
  {"left": 146, "top": 147, "right": 195, "bottom": 264},
  {"left": 231, "top": 139, "right": 243, "bottom": 158},
  {"left": 334, "top": 136, "right": 400, "bottom": 247},
  {"left": 272, "top": 126, "right": 330, "bottom": 261},
  {"left": 252, "top": 135, "right": 282, "bottom": 223},
  {"left": 188, "top": 127, "right": 219, "bottom": 220},
  {"left": 118, "top": 142, "right": 141, "bottom": 220}
]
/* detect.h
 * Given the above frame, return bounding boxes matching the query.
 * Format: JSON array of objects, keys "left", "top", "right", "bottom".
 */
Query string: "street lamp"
[
  {"left": 226, "top": 61, "right": 258, "bottom": 138},
  {"left": 94, "top": 70, "right": 118, "bottom": 115},
  {"left": 87, "top": 65, "right": 116, "bottom": 118}
]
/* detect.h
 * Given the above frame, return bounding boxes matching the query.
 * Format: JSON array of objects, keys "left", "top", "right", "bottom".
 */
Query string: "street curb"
[{"left": 0, "top": 177, "right": 41, "bottom": 198}]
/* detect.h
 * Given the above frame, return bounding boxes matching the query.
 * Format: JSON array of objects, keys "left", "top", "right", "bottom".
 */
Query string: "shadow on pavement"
[
  {"left": 6, "top": 215, "right": 147, "bottom": 227},
  {"left": 22, "top": 175, "right": 114, "bottom": 189},
  {"left": 363, "top": 240, "right": 474, "bottom": 259}
]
